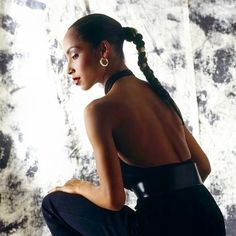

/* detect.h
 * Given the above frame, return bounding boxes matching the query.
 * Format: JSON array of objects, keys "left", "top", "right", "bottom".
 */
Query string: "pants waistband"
[{"left": 132, "top": 161, "right": 203, "bottom": 199}]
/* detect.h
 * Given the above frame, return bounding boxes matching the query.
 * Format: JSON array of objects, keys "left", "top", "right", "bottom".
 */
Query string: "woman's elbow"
[
  {"left": 110, "top": 202, "right": 125, "bottom": 211},
  {"left": 200, "top": 163, "right": 211, "bottom": 182},
  {"left": 108, "top": 193, "right": 126, "bottom": 211}
]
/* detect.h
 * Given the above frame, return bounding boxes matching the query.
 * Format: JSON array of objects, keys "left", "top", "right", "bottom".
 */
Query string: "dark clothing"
[
  {"left": 42, "top": 191, "right": 135, "bottom": 236},
  {"left": 42, "top": 159, "right": 226, "bottom": 235},
  {"left": 120, "top": 158, "right": 203, "bottom": 200}
]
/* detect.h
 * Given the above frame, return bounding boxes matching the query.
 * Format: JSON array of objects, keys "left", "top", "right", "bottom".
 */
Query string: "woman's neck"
[{"left": 102, "top": 60, "right": 127, "bottom": 87}]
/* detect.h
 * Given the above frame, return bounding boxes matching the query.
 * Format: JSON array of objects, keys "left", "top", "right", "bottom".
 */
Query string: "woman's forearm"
[{"left": 75, "top": 181, "right": 124, "bottom": 211}]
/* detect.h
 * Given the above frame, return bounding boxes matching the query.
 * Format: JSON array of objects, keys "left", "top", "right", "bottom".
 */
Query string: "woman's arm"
[
  {"left": 183, "top": 125, "right": 211, "bottom": 182},
  {"left": 51, "top": 100, "right": 125, "bottom": 211},
  {"left": 77, "top": 101, "right": 125, "bottom": 210}
]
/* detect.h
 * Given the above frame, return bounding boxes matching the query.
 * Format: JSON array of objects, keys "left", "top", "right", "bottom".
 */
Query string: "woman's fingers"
[{"left": 48, "top": 179, "right": 81, "bottom": 194}]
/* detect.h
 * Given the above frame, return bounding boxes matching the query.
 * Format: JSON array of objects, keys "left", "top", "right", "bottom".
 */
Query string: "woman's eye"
[{"left": 72, "top": 54, "right": 79, "bottom": 60}]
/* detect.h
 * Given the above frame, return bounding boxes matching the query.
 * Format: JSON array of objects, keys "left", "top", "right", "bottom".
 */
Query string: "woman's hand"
[{"left": 49, "top": 178, "right": 83, "bottom": 194}]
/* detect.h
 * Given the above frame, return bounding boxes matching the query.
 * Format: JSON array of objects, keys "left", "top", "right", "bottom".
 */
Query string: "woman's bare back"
[{"left": 100, "top": 75, "right": 191, "bottom": 167}]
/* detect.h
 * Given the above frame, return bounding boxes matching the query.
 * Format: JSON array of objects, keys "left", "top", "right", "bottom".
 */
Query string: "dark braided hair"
[
  {"left": 123, "top": 27, "right": 185, "bottom": 126},
  {"left": 69, "top": 14, "right": 185, "bottom": 126}
]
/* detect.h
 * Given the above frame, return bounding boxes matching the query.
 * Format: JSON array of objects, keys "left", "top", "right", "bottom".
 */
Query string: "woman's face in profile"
[{"left": 63, "top": 27, "right": 102, "bottom": 90}]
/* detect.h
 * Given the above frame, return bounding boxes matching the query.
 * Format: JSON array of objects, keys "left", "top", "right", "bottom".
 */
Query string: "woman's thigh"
[
  {"left": 135, "top": 185, "right": 226, "bottom": 236},
  {"left": 42, "top": 191, "right": 137, "bottom": 236}
]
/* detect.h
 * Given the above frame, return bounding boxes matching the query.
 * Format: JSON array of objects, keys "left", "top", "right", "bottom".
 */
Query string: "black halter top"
[{"left": 104, "top": 69, "right": 134, "bottom": 94}]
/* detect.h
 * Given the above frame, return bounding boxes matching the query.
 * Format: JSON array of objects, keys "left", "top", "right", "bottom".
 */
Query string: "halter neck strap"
[{"left": 104, "top": 69, "right": 134, "bottom": 94}]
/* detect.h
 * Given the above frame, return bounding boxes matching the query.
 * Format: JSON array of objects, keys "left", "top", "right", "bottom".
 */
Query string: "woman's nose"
[{"left": 67, "top": 66, "right": 75, "bottom": 75}]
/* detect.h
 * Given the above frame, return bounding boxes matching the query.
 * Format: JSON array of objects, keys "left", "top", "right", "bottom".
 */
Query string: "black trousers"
[{"left": 41, "top": 185, "right": 226, "bottom": 236}]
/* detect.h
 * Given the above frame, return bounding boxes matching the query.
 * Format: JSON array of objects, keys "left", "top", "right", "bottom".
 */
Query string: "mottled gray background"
[{"left": 0, "top": 0, "right": 235, "bottom": 235}]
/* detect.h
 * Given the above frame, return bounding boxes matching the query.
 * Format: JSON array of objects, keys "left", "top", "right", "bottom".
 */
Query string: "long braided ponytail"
[{"left": 123, "top": 27, "right": 185, "bottom": 126}]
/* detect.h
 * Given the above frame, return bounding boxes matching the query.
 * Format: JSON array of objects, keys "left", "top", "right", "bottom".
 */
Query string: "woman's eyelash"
[{"left": 72, "top": 54, "right": 79, "bottom": 60}]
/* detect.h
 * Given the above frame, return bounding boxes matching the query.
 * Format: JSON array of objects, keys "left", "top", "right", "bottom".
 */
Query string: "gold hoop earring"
[{"left": 100, "top": 58, "right": 109, "bottom": 67}]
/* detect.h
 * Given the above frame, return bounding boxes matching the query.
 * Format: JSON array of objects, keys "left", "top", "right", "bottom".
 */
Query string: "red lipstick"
[{"left": 73, "top": 77, "right": 81, "bottom": 85}]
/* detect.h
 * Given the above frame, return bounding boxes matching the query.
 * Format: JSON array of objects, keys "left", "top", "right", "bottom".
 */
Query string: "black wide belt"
[{"left": 131, "top": 161, "right": 203, "bottom": 199}]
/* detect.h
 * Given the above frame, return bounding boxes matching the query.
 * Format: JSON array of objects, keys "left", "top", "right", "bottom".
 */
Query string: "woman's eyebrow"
[{"left": 66, "top": 46, "right": 80, "bottom": 55}]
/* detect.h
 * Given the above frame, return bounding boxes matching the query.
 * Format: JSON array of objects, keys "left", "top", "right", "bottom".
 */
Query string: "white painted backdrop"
[{"left": 0, "top": 0, "right": 235, "bottom": 235}]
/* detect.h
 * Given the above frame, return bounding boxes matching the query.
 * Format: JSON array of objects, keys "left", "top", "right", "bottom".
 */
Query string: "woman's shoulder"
[
  {"left": 84, "top": 77, "right": 150, "bottom": 123},
  {"left": 87, "top": 93, "right": 124, "bottom": 111},
  {"left": 84, "top": 95, "right": 125, "bottom": 128}
]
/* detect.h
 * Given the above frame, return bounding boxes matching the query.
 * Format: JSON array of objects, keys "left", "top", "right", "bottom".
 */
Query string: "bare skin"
[{"left": 50, "top": 27, "right": 211, "bottom": 211}]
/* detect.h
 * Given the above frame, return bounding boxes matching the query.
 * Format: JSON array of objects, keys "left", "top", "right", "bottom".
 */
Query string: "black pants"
[{"left": 41, "top": 185, "right": 226, "bottom": 236}]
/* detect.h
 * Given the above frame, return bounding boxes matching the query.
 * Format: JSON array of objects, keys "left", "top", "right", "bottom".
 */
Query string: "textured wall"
[{"left": 0, "top": 0, "right": 235, "bottom": 235}]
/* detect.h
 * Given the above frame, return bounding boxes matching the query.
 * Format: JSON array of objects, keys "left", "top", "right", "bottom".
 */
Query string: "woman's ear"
[{"left": 99, "top": 40, "right": 111, "bottom": 59}]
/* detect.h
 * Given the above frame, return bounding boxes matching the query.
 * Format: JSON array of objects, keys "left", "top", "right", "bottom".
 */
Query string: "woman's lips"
[{"left": 73, "top": 77, "right": 81, "bottom": 85}]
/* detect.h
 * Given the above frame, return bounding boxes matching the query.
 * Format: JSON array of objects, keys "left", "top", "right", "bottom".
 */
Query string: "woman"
[{"left": 41, "top": 13, "right": 225, "bottom": 235}]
